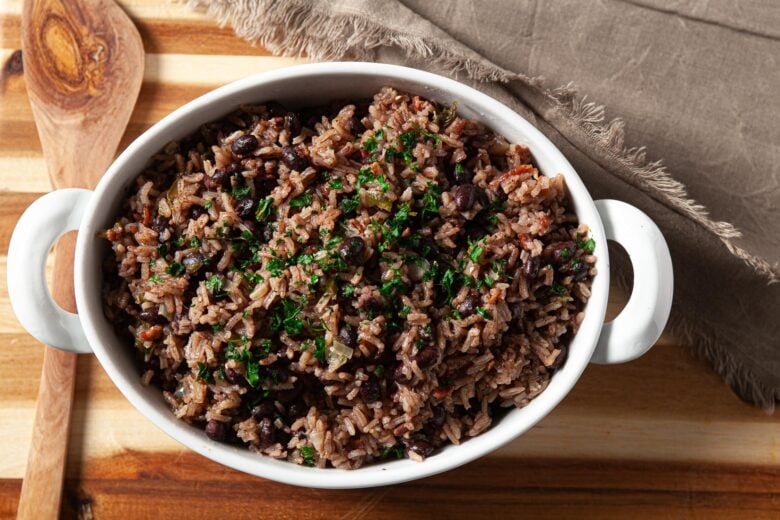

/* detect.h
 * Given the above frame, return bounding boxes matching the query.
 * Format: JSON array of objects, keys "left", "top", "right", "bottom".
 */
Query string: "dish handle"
[
  {"left": 591, "top": 199, "right": 673, "bottom": 364},
  {"left": 7, "top": 189, "right": 93, "bottom": 353}
]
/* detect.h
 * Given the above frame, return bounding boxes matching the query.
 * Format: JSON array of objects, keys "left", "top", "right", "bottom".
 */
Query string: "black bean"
[
  {"left": 280, "top": 146, "right": 309, "bottom": 172},
  {"left": 220, "top": 121, "right": 240, "bottom": 136},
  {"left": 406, "top": 439, "right": 434, "bottom": 458},
  {"left": 550, "top": 345, "right": 568, "bottom": 370},
  {"left": 363, "top": 296, "right": 383, "bottom": 314},
  {"left": 393, "top": 364, "right": 412, "bottom": 385},
  {"left": 414, "top": 347, "right": 438, "bottom": 368},
  {"left": 225, "top": 162, "right": 244, "bottom": 176},
  {"left": 242, "top": 219, "right": 258, "bottom": 235},
  {"left": 188, "top": 205, "right": 206, "bottom": 219},
  {"left": 231, "top": 134, "right": 259, "bottom": 156},
  {"left": 453, "top": 163, "right": 473, "bottom": 184},
  {"left": 452, "top": 184, "right": 477, "bottom": 211},
  {"left": 285, "top": 112, "right": 302, "bottom": 136},
  {"left": 428, "top": 406, "right": 446, "bottom": 428},
  {"left": 338, "top": 236, "right": 365, "bottom": 264},
  {"left": 259, "top": 224, "right": 275, "bottom": 243},
  {"left": 549, "top": 241, "right": 577, "bottom": 265},
  {"left": 267, "top": 367, "right": 289, "bottom": 384},
  {"left": 150, "top": 215, "right": 169, "bottom": 233},
  {"left": 251, "top": 400, "right": 276, "bottom": 419},
  {"left": 204, "top": 420, "right": 226, "bottom": 441},
  {"left": 359, "top": 377, "right": 381, "bottom": 403},
  {"left": 265, "top": 101, "right": 288, "bottom": 118},
  {"left": 224, "top": 367, "right": 240, "bottom": 384},
  {"left": 522, "top": 255, "right": 540, "bottom": 278},
  {"left": 418, "top": 236, "right": 439, "bottom": 258},
  {"left": 338, "top": 325, "right": 357, "bottom": 348},
  {"left": 276, "top": 379, "right": 303, "bottom": 404},
  {"left": 258, "top": 417, "right": 276, "bottom": 448},
  {"left": 139, "top": 310, "right": 168, "bottom": 325},
  {"left": 344, "top": 115, "right": 362, "bottom": 135},
  {"left": 205, "top": 168, "right": 232, "bottom": 190},
  {"left": 235, "top": 197, "right": 256, "bottom": 218},
  {"left": 286, "top": 399, "right": 307, "bottom": 419},
  {"left": 572, "top": 261, "right": 590, "bottom": 281},
  {"left": 182, "top": 252, "right": 205, "bottom": 274},
  {"left": 457, "top": 295, "right": 480, "bottom": 318}
]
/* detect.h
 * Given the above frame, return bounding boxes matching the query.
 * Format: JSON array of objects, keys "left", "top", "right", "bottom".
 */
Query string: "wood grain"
[
  {"left": 16, "top": 0, "right": 143, "bottom": 516},
  {"left": 1, "top": 0, "right": 778, "bottom": 517}
]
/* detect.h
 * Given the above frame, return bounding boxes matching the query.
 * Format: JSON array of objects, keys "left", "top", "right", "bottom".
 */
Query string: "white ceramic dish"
[{"left": 8, "top": 62, "right": 673, "bottom": 488}]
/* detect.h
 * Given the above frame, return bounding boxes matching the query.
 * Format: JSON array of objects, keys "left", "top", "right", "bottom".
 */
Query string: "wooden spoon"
[{"left": 18, "top": 0, "right": 143, "bottom": 517}]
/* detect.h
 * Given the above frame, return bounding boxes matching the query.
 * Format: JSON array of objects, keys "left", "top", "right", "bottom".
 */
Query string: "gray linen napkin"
[{"left": 189, "top": 0, "right": 780, "bottom": 409}]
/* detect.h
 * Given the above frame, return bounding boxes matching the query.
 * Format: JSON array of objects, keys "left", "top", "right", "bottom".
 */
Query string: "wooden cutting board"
[{"left": 1, "top": 1, "right": 779, "bottom": 518}]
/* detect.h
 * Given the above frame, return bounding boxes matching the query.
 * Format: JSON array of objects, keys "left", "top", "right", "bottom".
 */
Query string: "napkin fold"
[{"left": 190, "top": 0, "right": 780, "bottom": 410}]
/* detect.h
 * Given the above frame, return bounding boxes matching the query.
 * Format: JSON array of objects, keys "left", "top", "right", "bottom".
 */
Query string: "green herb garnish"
[
  {"left": 255, "top": 197, "right": 274, "bottom": 221},
  {"left": 313, "top": 336, "right": 326, "bottom": 363},
  {"left": 550, "top": 282, "right": 566, "bottom": 295},
  {"left": 232, "top": 185, "right": 251, "bottom": 199},
  {"left": 270, "top": 298, "right": 304, "bottom": 336},
  {"left": 476, "top": 307, "right": 493, "bottom": 320},
  {"left": 300, "top": 446, "right": 316, "bottom": 466},
  {"left": 289, "top": 191, "right": 312, "bottom": 208},
  {"left": 196, "top": 362, "right": 213, "bottom": 383},
  {"left": 329, "top": 178, "right": 343, "bottom": 190},
  {"left": 421, "top": 182, "right": 442, "bottom": 221},
  {"left": 191, "top": 236, "right": 201, "bottom": 248},
  {"left": 245, "top": 360, "right": 261, "bottom": 388},
  {"left": 339, "top": 194, "right": 360, "bottom": 215},
  {"left": 166, "top": 262, "right": 185, "bottom": 276}
]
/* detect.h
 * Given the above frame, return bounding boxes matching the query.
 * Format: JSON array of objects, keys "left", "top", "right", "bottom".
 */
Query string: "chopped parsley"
[
  {"left": 149, "top": 275, "right": 161, "bottom": 284},
  {"left": 255, "top": 197, "right": 274, "bottom": 221},
  {"left": 476, "top": 307, "right": 493, "bottom": 320},
  {"left": 550, "top": 282, "right": 566, "bottom": 296},
  {"left": 381, "top": 445, "right": 405, "bottom": 459},
  {"left": 577, "top": 235, "right": 596, "bottom": 253},
  {"left": 339, "top": 194, "right": 360, "bottom": 215},
  {"left": 196, "top": 362, "right": 213, "bottom": 383},
  {"left": 245, "top": 360, "right": 261, "bottom": 388},
  {"left": 232, "top": 185, "right": 251, "bottom": 199},
  {"left": 421, "top": 182, "right": 442, "bottom": 221},
  {"left": 205, "top": 275, "right": 223, "bottom": 294},
  {"left": 166, "top": 262, "right": 185, "bottom": 276},
  {"left": 468, "top": 241, "right": 484, "bottom": 263},
  {"left": 329, "top": 178, "right": 343, "bottom": 190},
  {"left": 191, "top": 236, "right": 201, "bottom": 248},
  {"left": 441, "top": 268, "right": 457, "bottom": 304},
  {"left": 172, "top": 235, "right": 185, "bottom": 247},
  {"left": 419, "top": 128, "right": 443, "bottom": 143},
  {"left": 289, "top": 191, "right": 313, "bottom": 208},
  {"left": 342, "top": 284, "right": 357, "bottom": 297},
  {"left": 373, "top": 365, "right": 385, "bottom": 377},
  {"left": 313, "top": 336, "right": 326, "bottom": 363},
  {"left": 299, "top": 446, "right": 316, "bottom": 466},
  {"left": 156, "top": 243, "right": 168, "bottom": 257},
  {"left": 270, "top": 298, "right": 304, "bottom": 336},
  {"left": 204, "top": 200, "right": 213, "bottom": 210}
]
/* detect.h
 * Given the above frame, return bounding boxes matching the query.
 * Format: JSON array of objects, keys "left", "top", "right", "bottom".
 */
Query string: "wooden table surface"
[{"left": 1, "top": 1, "right": 779, "bottom": 518}]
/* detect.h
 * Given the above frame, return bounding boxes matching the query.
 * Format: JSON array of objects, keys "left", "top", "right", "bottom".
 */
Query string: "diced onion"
[
  {"left": 327, "top": 340, "right": 353, "bottom": 371},
  {"left": 364, "top": 189, "right": 393, "bottom": 211}
]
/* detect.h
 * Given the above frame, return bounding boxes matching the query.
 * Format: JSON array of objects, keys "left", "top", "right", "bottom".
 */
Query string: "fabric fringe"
[
  {"left": 188, "top": 0, "right": 777, "bottom": 284},
  {"left": 187, "top": 0, "right": 779, "bottom": 407},
  {"left": 612, "top": 262, "right": 776, "bottom": 414}
]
